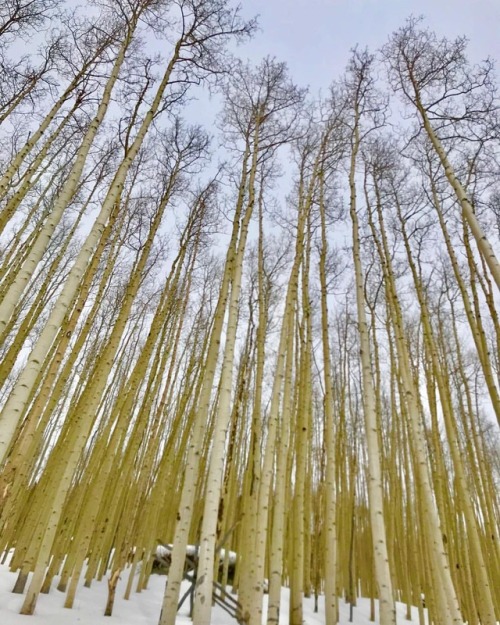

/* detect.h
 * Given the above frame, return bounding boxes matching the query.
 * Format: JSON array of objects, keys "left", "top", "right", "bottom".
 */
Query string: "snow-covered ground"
[{"left": 0, "top": 559, "right": 427, "bottom": 624}]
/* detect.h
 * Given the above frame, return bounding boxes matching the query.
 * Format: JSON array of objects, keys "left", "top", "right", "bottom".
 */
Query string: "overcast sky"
[{"left": 235, "top": 0, "right": 500, "bottom": 92}]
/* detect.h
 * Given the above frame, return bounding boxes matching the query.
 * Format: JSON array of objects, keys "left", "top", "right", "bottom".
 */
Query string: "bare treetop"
[{"left": 0, "top": 0, "right": 61, "bottom": 43}]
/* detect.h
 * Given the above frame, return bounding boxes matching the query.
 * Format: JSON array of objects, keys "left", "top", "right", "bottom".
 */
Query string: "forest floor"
[{"left": 0, "top": 560, "right": 428, "bottom": 624}]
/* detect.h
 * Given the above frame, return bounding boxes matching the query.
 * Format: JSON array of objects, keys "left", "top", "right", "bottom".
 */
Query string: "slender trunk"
[
  {"left": 0, "top": 39, "right": 183, "bottom": 467},
  {"left": 349, "top": 119, "right": 396, "bottom": 625},
  {"left": 411, "top": 87, "right": 500, "bottom": 288}
]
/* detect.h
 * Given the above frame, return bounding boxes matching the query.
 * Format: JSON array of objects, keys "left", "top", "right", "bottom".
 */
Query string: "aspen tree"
[
  {"left": 0, "top": 163, "right": 134, "bottom": 527},
  {"left": 159, "top": 150, "right": 252, "bottom": 625},
  {"left": 13, "top": 129, "right": 207, "bottom": 614},
  {"left": 288, "top": 218, "right": 314, "bottom": 625},
  {"left": 0, "top": 1, "right": 153, "bottom": 334},
  {"left": 447, "top": 294, "right": 500, "bottom": 598},
  {"left": 216, "top": 333, "right": 251, "bottom": 590},
  {"left": 191, "top": 137, "right": 256, "bottom": 625},
  {"left": 310, "top": 398, "right": 325, "bottom": 612},
  {"left": 0, "top": 0, "right": 253, "bottom": 469},
  {"left": 0, "top": 211, "right": 83, "bottom": 382},
  {"left": 431, "top": 333, "right": 496, "bottom": 622},
  {"left": 223, "top": 189, "right": 290, "bottom": 603},
  {"left": 400, "top": 413, "right": 426, "bottom": 625},
  {"left": 0, "top": 136, "right": 84, "bottom": 305},
  {"left": 365, "top": 144, "right": 496, "bottom": 623},
  {"left": 422, "top": 153, "right": 500, "bottom": 426},
  {"left": 389, "top": 260, "right": 449, "bottom": 623},
  {"left": 193, "top": 57, "right": 304, "bottom": 625},
  {"left": 21, "top": 150, "right": 203, "bottom": 609},
  {"left": 346, "top": 402, "right": 360, "bottom": 615},
  {"left": 99, "top": 291, "right": 197, "bottom": 614},
  {"left": 330, "top": 307, "right": 353, "bottom": 607},
  {"left": 0, "top": 151, "right": 109, "bottom": 381},
  {"left": 314, "top": 100, "right": 348, "bottom": 623},
  {"left": 1, "top": 212, "right": 127, "bottom": 526},
  {"left": 383, "top": 18, "right": 500, "bottom": 288},
  {"left": 367, "top": 285, "right": 399, "bottom": 602},
  {"left": 463, "top": 222, "right": 500, "bottom": 415},
  {"left": 0, "top": 13, "right": 124, "bottom": 213},
  {"left": 235, "top": 187, "right": 267, "bottom": 612},
  {"left": 278, "top": 111, "right": 344, "bottom": 622},
  {"left": 147, "top": 13, "right": 261, "bottom": 625},
  {"left": 0, "top": 1, "right": 60, "bottom": 41},
  {"left": 64, "top": 181, "right": 211, "bottom": 611},
  {"left": 318, "top": 168, "right": 339, "bottom": 623},
  {"left": 385, "top": 330, "right": 419, "bottom": 619},
  {"left": 98, "top": 303, "right": 211, "bottom": 593},
  {"left": 0, "top": 2, "right": 59, "bottom": 126},
  {"left": 0, "top": 41, "right": 57, "bottom": 126},
  {"left": 57, "top": 201, "right": 203, "bottom": 609},
  {"left": 398, "top": 194, "right": 494, "bottom": 622},
  {"left": 246, "top": 125, "right": 326, "bottom": 625},
  {"left": 434, "top": 290, "right": 499, "bottom": 616},
  {"left": 462, "top": 227, "right": 500, "bottom": 413},
  {"left": 4, "top": 11, "right": 500, "bottom": 624},
  {"left": 0, "top": 94, "right": 86, "bottom": 233},
  {"left": 464, "top": 214, "right": 500, "bottom": 371},
  {"left": 0, "top": 140, "right": 112, "bottom": 366},
  {"left": 266, "top": 327, "right": 294, "bottom": 624},
  {"left": 344, "top": 48, "right": 396, "bottom": 625},
  {"left": 360, "top": 155, "right": 463, "bottom": 624},
  {"left": 8, "top": 298, "right": 138, "bottom": 579}
]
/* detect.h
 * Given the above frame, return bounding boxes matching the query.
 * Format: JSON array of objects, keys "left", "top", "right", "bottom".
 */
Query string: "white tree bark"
[
  {"left": 0, "top": 23, "right": 135, "bottom": 335},
  {"left": 0, "top": 40, "right": 182, "bottom": 466},
  {"left": 349, "top": 126, "right": 396, "bottom": 625}
]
